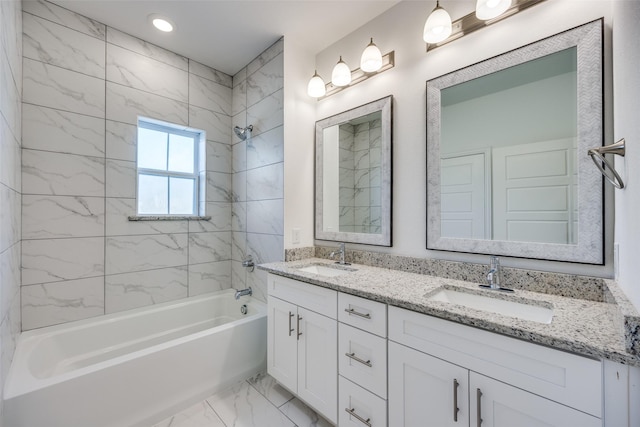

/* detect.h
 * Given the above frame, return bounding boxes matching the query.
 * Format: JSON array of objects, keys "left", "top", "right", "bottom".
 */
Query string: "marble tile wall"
[
  {"left": 338, "top": 119, "right": 382, "bottom": 234},
  {"left": 231, "top": 39, "right": 285, "bottom": 303},
  {"left": 0, "top": 0, "right": 23, "bottom": 421},
  {"left": 20, "top": 0, "right": 235, "bottom": 330}
]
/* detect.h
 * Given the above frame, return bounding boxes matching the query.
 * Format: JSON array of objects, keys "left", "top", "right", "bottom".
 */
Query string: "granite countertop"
[{"left": 259, "top": 258, "right": 640, "bottom": 367}]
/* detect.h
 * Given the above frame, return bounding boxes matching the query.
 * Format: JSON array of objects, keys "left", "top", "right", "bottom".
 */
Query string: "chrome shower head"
[{"left": 234, "top": 125, "right": 253, "bottom": 141}]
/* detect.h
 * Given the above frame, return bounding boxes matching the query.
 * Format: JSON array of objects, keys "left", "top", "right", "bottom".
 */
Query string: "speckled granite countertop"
[{"left": 259, "top": 258, "right": 640, "bottom": 367}]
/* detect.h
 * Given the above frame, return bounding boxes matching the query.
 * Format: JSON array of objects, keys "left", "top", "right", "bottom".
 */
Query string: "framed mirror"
[
  {"left": 427, "top": 20, "right": 603, "bottom": 263},
  {"left": 315, "top": 96, "right": 392, "bottom": 246}
]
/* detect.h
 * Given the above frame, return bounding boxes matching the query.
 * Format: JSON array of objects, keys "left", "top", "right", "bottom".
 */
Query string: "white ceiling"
[{"left": 49, "top": 0, "right": 401, "bottom": 76}]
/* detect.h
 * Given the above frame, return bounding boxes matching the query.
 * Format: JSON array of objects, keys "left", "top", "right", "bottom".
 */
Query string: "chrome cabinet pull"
[
  {"left": 344, "top": 308, "right": 371, "bottom": 319},
  {"left": 345, "top": 352, "right": 372, "bottom": 367},
  {"left": 288, "top": 311, "right": 294, "bottom": 336},
  {"left": 453, "top": 379, "right": 459, "bottom": 422},
  {"left": 297, "top": 315, "right": 303, "bottom": 340},
  {"left": 345, "top": 407, "right": 372, "bottom": 427},
  {"left": 476, "top": 388, "right": 483, "bottom": 427}
]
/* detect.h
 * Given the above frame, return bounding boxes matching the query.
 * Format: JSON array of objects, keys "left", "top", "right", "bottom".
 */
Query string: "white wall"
[
  {"left": 292, "top": 0, "right": 615, "bottom": 278},
  {"left": 613, "top": 0, "right": 640, "bottom": 309},
  {"left": 0, "top": 0, "right": 22, "bottom": 422},
  {"left": 283, "top": 38, "right": 316, "bottom": 248}
]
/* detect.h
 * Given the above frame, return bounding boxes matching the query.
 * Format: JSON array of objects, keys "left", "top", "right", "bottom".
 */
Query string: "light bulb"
[
  {"left": 475, "top": 0, "right": 512, "bottom": 20},
  {"left": 423, "top": 1, "right": 452, "bottom": 44},
  {"left": 307, "top": 71, "right": 326, "bottom": 98},
  {"left": 360, "top": 38, "right": 383, "bottom": 73},
  {"left": 149, "top": 14, "right": 175, "bottom": 32},
  {"left": 331, "top": 56, "right": 352, "bottom": 87}
]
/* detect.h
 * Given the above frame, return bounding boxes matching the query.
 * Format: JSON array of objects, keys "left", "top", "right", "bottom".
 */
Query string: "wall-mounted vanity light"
[
  {"left": 423, "top": 1, "right": 453, "bottom": 44},
  {"left": 360, "top": 38, "right": 383, "bottom": 72},
  {"left": 331, "top": 56, "right": 352, "bottom": 87},
  {"left": 307, "top": 38, "right": 395, "bottom": 99},
  {"left": 425, "top": 0, "right": 546, "bottom": 51}
]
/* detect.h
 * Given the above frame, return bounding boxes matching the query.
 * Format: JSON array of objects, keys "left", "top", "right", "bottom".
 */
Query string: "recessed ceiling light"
[{"left": 149, "top": 14, "right": 174, "bottom": 32}]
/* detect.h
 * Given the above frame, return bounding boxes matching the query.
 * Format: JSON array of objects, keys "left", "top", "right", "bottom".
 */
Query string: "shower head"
[{"left": 234, "top": 125, "right": 253, "bottom": 141}]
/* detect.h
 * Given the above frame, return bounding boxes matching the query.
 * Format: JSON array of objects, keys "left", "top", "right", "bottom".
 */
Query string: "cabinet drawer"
[
  {"left": 388, "top": 305, "right": 602, "bottom": 417},
  {"left": 267, "top": 274, "right": 337, "bottom": 318},
  {"left": 339, "top": 376, "right": 387, "bottom": 427},
  {"left": 339, "top": 323, "right": 387, "bottom": 398},
  {"left": 338, "top": 292, "right": 387, "bottom": 337}
]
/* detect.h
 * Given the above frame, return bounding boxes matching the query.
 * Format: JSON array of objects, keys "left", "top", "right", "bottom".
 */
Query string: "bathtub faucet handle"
[{"left": 242, "top": 255, "right": 255, "bottom": 272}]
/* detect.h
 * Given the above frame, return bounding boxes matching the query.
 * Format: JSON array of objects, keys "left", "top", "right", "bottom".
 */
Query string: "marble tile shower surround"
[
  {"left": 286, "top": 246, "right": 607, "bottom": 302},
  {"left": 1, "top": 0, "right": 23, "bottom": 421},
  {"left": 230, "top": 37, "right": 285, "bottom": 305},
  {"left": 17, "top": 0, "right": 287, "bottom": 331}
]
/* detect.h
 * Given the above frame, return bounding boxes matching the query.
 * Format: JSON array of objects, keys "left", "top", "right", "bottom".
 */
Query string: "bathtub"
[{"left": 4, "top": 289, "right": 267, "bottom": 427}]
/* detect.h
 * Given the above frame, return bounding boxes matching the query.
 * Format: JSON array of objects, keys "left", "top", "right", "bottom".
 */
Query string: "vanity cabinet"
[
  {"left": 388, "top": 305, "right": 602, "bottom": 427},
  {"left": 267, "top": 274, "right": 338, "bottom": 424},
  {"left": 388, "top": 341, "right": 469, "bottom": 426},
  {"left": 338, "top": 293, "right": 388, "bottom": 427}
]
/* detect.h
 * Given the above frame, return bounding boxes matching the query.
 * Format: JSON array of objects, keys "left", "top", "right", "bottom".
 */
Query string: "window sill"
[{"left": 128, "top": 215, "right": 211, "bottom": 221}]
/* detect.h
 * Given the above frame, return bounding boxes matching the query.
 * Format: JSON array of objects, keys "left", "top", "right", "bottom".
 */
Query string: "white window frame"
[{"left": 136, "top": 118, "right": 205, "bottom": 217}]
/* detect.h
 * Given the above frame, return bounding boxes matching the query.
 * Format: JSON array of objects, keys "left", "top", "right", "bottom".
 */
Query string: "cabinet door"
[
  {"left": 389, "top": 341, "right": 469, "bottom": 427},
  {"left": 267, "top": 296, "right": 298, "bottom": 393},
  {"left": 470, "top": 372, "right": 601, "bottom": 427},
  {"left": 297, "top": 307, "right": 338, "bottom": 424}
]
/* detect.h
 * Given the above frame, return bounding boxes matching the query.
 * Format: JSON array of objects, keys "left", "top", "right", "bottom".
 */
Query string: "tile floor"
[{"left": 152, "top": 373, "right": 334, "bottom": 427}]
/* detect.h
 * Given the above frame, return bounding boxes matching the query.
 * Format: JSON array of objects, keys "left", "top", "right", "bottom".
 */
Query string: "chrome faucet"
[
  {"left": 480, "top": 256, "right": 514, "bottom": 292},
  {"left": 330, "top": 243, "right": 350, "bottom": 265},
  {"left": 234, "top": 287, "right": 252, "bottom": 300},
  {"left": 486, "top": 256, "right": 502, "bottom": 289}
]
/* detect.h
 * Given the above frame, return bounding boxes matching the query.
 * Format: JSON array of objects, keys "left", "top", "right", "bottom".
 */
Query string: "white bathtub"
[{"left": 4, "top": 289, "right": 267, "bottom": 427}]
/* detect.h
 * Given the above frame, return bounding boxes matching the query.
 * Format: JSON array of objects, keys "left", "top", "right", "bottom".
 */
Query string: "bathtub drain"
[{"left": 240, "top": 304, "right": 248, "bottom": 315}]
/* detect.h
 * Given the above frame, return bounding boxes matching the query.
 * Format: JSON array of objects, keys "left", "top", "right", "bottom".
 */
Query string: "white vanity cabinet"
[
  {"left": 267, "top": 274, "right": 338, "bottom": 424},
  {"left": 338, "top": 293, "right": 388, "bottom": 427},
  {"left": 388, "top": 341, "right": 469, "bottom": 427},
  {"left": 388, "top": 306, "right": 602, "bottom": 427}
]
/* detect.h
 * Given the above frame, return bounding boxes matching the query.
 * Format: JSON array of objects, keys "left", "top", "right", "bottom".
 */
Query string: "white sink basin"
[
  {"left": 427, "top": 288, "right": 553, "bottom": 324},
  {"left": 296, "top": 264, "right": 355, "bottom": 277}
]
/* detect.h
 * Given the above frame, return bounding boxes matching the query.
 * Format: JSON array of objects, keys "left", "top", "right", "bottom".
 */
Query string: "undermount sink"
[
  {"left": 427, "top": 288, "right": 553, "bottom": 324},
  {"left": 295, "top": 264, "right": 356, "bottom": 277}
]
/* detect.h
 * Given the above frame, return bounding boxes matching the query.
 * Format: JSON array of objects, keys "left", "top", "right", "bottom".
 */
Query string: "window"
[{"left": 136, "top": 119, "right": 204, "bottom": 216}]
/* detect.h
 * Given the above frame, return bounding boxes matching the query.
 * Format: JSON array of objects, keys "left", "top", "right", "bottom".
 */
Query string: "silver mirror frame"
[
  {"left": 427, "top": 19, "right": 603, "bottom": 264},
  {"left": 315, "top": 95, "right": 393, "bottom": 246}
]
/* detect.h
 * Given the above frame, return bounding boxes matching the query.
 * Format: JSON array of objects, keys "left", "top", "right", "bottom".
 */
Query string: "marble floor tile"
[
  {"left": 152, "top": 401, "right": 225, "bottom": 427},
  {"left": 247, "top": 372, "right": 294, "bottom": 408},
  {"left": 149, "top": 375, "right": 335, "bottom": 427},
  {"left": 206, "top": 380, "right": 295, "bottom": 427},
  {"left": 279, "top": 398, "right": 334, "bottom": 427}
]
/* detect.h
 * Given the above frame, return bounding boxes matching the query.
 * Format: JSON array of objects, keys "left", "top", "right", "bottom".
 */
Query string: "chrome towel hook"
[{"left": 588, "top": 138, "right": 626, "bottom": 189}]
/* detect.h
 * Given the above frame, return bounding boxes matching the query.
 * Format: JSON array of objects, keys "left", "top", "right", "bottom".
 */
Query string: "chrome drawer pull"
[
  {"left": 344, "top": 308, "right": 371, "bottom": 319},
  {"left": 476, "top": 388, "right": 483, "bottom": 427},
  {"left": 297, "top": 315, "right": 303, "bottom": 340},
  {"left": 288, "top": 311, "right": 294, "bottom": 336},
  {"left": 453, "top": 379, "right": 459, "bottom": 422},
  {"left": 345, "top": 352, "right": 372, "bottom": 367},
  {"left": 345, "top": 407, "right": 372, "bottom": 427}
]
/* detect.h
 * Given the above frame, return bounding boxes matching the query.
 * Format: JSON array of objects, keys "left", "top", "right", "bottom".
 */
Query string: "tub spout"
[{"left": 234, "top": 287, "right": 252, "bottom": 300}]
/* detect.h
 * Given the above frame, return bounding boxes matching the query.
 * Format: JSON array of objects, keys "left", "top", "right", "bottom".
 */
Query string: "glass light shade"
[
  {"left": 307, "top": 71, "right": 326, "bottom": 98},
  {"left": 360, "top": 38, "right": 383, "bottom": 73},
  {"left": 423, "top": 3, "right": 452, "bottom": 44},
  {"left": 331, "top": 56, "right": 352, "bottom": 87},
  {"left": 476, "top": 0, "right": 512, "bottom": 20}
]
